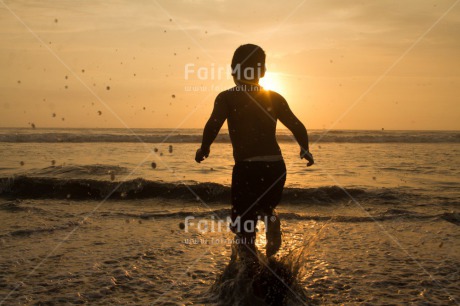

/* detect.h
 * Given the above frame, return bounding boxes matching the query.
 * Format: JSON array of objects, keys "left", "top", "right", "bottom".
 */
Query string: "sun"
[{"left": 259, "top": 72, "right": 285, "bottom": 93}]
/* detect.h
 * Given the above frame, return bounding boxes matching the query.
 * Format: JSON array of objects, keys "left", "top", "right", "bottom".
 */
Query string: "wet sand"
[{"left": 0, "top": 199, "right": 459, "bottom": 305}]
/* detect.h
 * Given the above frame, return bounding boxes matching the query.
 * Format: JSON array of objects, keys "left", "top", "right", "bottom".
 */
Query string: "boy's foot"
[
  {"left": 266, "top": 214, "right": 281, "bottom": 257},
  {"left": 233, "top": 233, "right": 258, "bottom": 260},
  {"left": 239, "top": 246, "right": 259, "bottom": 269}
]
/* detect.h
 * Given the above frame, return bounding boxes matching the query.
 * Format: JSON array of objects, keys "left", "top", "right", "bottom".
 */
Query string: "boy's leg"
[
  {"left": 259, "top": 161, "right": 286, "bottom": 257},
  {"left": 265, "top": 210, "right": 282, "bottom": 257},
  {"left": 230, "top": 162, "right": 258, "bottom": 261},
  {"left": 231, "top": 160, "right": 286, "bottom": 257},
  {"left": 230, "top": 216, "right": 258, "bottom": 262}
]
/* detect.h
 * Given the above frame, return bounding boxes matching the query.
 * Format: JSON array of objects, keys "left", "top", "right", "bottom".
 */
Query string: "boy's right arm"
[
  {"left": 195, "top": 93, "right": 228, "bottom": 163},
  {"left": 276, "top": 95, "right": 314, "bottom": 166}
]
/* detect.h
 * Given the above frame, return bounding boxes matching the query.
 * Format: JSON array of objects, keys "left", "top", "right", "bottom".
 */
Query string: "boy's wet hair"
[{"left": 231, "top": 44, "right": 266, "bottom": 79}]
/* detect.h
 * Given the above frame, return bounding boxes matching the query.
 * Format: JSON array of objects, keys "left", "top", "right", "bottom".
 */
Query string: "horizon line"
[{"left": 0, "top": 126, "right": 459, "bottom": 132}]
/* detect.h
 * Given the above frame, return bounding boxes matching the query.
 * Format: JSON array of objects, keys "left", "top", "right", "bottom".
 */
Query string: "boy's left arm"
[
  {"left": 195, "top": 93, "right": 228, "bottom": 163},
  {"left": 276, "top": 94, "right": 314, "bottom": 167}
]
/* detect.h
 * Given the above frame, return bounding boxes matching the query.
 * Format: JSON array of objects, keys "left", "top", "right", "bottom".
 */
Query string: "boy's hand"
[
  {"left": 195, "top": 148, "right": 210, "bottom": 163},
  {"left": 300, "top": 149, "right": 314, "bottom": 167}
]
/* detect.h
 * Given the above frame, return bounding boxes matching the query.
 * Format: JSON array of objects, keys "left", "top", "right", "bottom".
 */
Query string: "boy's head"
[{"left": 231, "top": 44, "right": 266, "bottom": 82}]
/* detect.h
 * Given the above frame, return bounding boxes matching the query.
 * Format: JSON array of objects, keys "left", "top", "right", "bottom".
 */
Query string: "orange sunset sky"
[{"left": 1, "top": 0, "right": 459, "bottom": 130}]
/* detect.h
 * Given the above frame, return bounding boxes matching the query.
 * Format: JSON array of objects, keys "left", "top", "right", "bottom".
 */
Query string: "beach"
[
  {"left": 0, "top": 128, "right": 459, "bottom": 305},
  {"left": 2, "top": 0, "right": 460, "bottom": 303},
  {"left": 0, "top": 198, "right": 458, "bottom": 305}
]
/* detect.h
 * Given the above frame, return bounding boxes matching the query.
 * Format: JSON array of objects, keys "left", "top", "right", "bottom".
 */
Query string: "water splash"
[{"left": 205, "top": 222, "right": 329, "bottom": 305}]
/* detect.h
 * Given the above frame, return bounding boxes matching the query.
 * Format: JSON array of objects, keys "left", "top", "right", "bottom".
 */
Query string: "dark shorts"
[{"left": 230, "top": 160, "right": 286, "bottom": 234}]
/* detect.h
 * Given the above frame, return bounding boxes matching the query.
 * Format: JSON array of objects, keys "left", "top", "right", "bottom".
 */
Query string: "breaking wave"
[
  {"left": 0, "top": 175, "right": 421, "bottom": 205},
  {"left": 1, "top": 129, "right": 459, "bottom": 143}
]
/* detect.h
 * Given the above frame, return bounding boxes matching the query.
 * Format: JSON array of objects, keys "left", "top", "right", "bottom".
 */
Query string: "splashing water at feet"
[
  {"left": 204, "top": 223, "right": 328, "bottom": 305},
  {"left": 205, "top": 243, "right": 308, "bottom": 305}
]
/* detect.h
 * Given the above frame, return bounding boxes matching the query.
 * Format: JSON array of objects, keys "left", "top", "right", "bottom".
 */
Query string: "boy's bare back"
[{"left": 199, "top": 84, "right": 311, "bottom": 163}]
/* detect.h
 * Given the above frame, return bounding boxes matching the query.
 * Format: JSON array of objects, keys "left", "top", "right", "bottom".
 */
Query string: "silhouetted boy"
[{"left": 195, "top": 44, "right": 314, "bottom": 259}]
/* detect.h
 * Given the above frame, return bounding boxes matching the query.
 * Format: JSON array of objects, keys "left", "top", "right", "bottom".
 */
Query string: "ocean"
[{"left": 0, "top": 128, "right": 459, "bottom": 305}]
